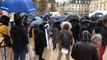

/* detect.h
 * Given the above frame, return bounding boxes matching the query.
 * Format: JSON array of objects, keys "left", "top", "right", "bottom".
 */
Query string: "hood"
[{"left": 60, "top": 21, "right": 72, "bottom": 30}]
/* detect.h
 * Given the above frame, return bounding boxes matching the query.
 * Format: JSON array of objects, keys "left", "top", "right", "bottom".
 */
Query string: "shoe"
[
  {"left": 42, "top": 58, "right": 45, "bottom": 60},
  {"left": 39, "top": 58, "right": 45, "bottom": 60},
  {"left": 53, "top": 47, "right": 56, "bottom": 50}
]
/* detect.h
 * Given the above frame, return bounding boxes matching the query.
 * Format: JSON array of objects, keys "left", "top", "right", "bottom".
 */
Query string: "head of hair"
[
  {"left": 0, "top": 15, "right": 10, "bottom": 26},
  {"left": 14, "top": 17, "right": 22, "bottom": 26},
  {"left": 94, "top": 27, "right": 101, "bottom": 33},
  {"left": 34, "top": 24, "right": 39, "bottom": 29},
  {"left": 14, "top": 13, "right": 21, "bottom": 20},
  {"left": 39, "top": 24, "right": 44, "bottom": 31},
  {"left": 81, "top": 30, "right": 91, "bottom": 43}
]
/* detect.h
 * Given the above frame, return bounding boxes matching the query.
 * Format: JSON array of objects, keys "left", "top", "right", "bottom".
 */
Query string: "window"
[
  {"left": 79, "top": 1, "right": 81, "bottom": 4},
  {"left": 76, "top": 1, "right": 78, "bottom": 3}
]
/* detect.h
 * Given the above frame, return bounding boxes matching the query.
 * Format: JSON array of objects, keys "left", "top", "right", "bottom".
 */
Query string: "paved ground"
[
  {"left": 38, "top": 46, "right": 107, "bottom": 60},
  {"left": 33, "top": 39, "right": 107, "bottom": 60}
]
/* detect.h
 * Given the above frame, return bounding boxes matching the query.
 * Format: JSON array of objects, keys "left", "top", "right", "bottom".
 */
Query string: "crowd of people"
[{"left": 0, "top": 13, "right": 107, "bottom": 60}]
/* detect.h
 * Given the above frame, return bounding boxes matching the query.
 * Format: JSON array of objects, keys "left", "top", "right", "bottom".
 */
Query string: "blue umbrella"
[
  {"left": 0, "top": 0, "right": 39, "bottom": 13},
  {"left": 43, "top": 14, "right": 52, "bottom": 20},
  {"left": 35, "top": 16, "right": 42, "bottom": 21},
  {"left": 30, "top": 20, "right": 43, "bottom": 27},
  {"left": 56, "top": 17, "right": 67, "bottom": 23},
  {"left": 30, "top": 16, "right": 43, "bottom": 27}
]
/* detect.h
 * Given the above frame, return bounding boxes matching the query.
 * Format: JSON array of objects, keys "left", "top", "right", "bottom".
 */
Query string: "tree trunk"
[
  {"left": 38, "top": 0, "right": 47, "bottom": 13},
  {"left": 50, "top": 3, "right": 57, "bottom": 12}
]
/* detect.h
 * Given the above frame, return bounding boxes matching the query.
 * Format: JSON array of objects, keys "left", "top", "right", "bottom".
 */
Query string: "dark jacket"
[
  {"left": 71, "top": 42, "right": 98, "bottom": 60},
  {"left": 100, "top": 26, "right": 107, "bottom": 45},
  {"left": 34, "top": 28, "right": 46, "bottom": 49},
  {"left": 10, "top": 26, "right": 28, "bottom": 51},
  {"left": 59, "top": 30, "right": 73, "bottom": 50},
  {"left": 52, "top": 27, "right": 59, "bottom": 43},
  {"left": 71, "top": 22, "right": 80, "bottom": 43}
]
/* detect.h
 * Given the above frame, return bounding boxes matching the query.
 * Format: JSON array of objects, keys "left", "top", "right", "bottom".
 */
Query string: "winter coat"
[
  {"left": 71, "top": 41, "right": 98, "bottom": 60},
  {"left": 0, "top": 24, "right": 11, "bottom": 47},
  {"left": 59, "top": 30, "right": 73, "bottom": 50},
  {"left": 100, "top": 26, "right": 107, "bottom": 45},
  {"left": 10, "top": 26, "right": 29, "bottom": 51},
  {"left": 52, "top": 27, "right": 59, "bottom": 43},
  {"left": 71, "top": 22, "right": 80, "bottom": 43},
  {"left": 34, "top": 28, "right": 46, "bottom": 49}
]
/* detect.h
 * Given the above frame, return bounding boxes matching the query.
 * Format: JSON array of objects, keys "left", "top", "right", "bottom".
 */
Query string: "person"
[
  {"left": 34, "top": 24, "right": 46, "bottom": 60},
  {"left": 0, "top": 15, "right": 12, "bottom": 60},
  {"left": 71, "top": 30, "right": 98, "bottom": 60},
  {"left": 52, "top": 22, "right": 60, "bottom": 50},
  {"left": 69, "top": 19, "right": 80, "bottom": 43},
  {"left": 99, "top": 20, "right": 107, "bottom": 60},
  {"left": 91, "top": 27, "right": 102, "bottom": 54},
  {"left": 10, "top": 17, "right": 29, "bottom": 60},
  {"left": 57, "top": 21, "right": 73, "bottom": 60}
]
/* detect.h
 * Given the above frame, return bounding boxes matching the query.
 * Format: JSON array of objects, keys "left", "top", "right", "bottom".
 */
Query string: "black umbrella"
[
  {"left": 100, "top": 14, "right": 107, "bottom": 21},
  {"left": 66, "top": 14, "right": 80, "bottom": 21},
  {"left": 90, "top": 13, "right": 103, "bottom": 20}
]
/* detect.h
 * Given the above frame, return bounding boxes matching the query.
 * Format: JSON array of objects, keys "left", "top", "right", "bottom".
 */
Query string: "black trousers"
[{"left": 35, "top": 47, "right": 44, "bottom": 60}]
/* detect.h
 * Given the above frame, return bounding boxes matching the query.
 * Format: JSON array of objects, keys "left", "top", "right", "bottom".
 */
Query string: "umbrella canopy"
[
  {"left": 100, "top": 14, "right": 107, "bottom": 21},
  {"left": 56, "top": 17, "right": 67, "bottom": 23},
  {"left": 90, "top": 13, "right": 103, "bottom": 20},
  {"left": 66, "top": 14, "right": 80, "bottom": 21},
  {"left": 30, "top": 20, "right": 43, "bottom": 27},
  {"left": 0, "top": 0, "right": 39, "bottom": 13},
  {"left": 89, "top": 11, "right": 107, "bottom": 18},
  {"left": 35, "top": 16, "right": 42, "bottom": 21},
  {"left": 90, "top": 15, "right": 102, "bottom": 20},
  {"left": 43, "top": 14, "right": 52, "bottom": 20},
  {"left": 80, "top": 19, "right": 93, "bottom": 26},
  {"left": 30, "top": 16, "right": 43, "bottom": 27}
]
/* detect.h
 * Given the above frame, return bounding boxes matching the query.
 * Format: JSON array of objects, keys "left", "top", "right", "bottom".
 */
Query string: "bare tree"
[
  {"left": 38, "top": 0, "right": 47, "bottom": 12},
  {"left": 50, "top": 3, "right": 57, "bottom": 12}
]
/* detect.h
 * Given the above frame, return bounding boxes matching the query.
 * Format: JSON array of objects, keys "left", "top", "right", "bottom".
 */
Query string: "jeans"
[
  {"left": 35, "top": 47, "right": 44, "bottom": 60},
  {"left": 13, "top": 49, "right": 26, "bottom": 60}
]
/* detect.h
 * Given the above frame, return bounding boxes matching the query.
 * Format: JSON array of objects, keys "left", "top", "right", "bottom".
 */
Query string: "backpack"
[
  {"left": 0, "top": 32, "right": 11, "bottom": 47},
  {"left": 61, "top": 32, "right": 70, "bottom": 48}
]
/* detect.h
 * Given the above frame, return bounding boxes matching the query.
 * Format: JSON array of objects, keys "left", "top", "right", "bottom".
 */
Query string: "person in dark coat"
[
  {"left": 99, "top": 20, "right": 107, "bottom": 60},
  {"left": 78, "top": 20, "right": 94, "bottom": 40},
  {"left": 10, "top": 17, "right": 29, "bottom": 60},
  {"left": 34, "top": 24, "right": 46, "bottom": 60},
  {"left": 71, "top": 30, "right": 98, "bottom": 60},
  {"left": 69, "top": 19, "right": 80, "bottom": 43},
  {"left": 52, "top": 22, "right": 60, "bottom": 50}
]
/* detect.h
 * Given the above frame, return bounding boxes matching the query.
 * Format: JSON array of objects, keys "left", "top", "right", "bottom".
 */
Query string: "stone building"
[
  {"left": 57, "top": 0, "right": 91, "bottom": 15},
  {"left": 34, "top": 0, "right": 107, "bottom": 15},
  {"left": 89, "top": 0, "right": 107, "bottom": 13}
]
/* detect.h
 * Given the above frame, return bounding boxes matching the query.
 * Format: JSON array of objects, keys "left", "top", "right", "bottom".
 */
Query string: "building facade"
[
  {"left": 89, "top": 0, "right": 107, "bottom": 13},
  {"left": 57, "top": 0, "right": 91, "bottom": 15},
  {"left": 34, "top": 0, "right": 107, "bottom": 14},
  {"left": 57, "top": 0, "right": 107, "bottom": 15}
]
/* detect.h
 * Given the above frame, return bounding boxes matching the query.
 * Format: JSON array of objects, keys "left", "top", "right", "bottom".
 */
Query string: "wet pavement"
[{"left": 32, "top": 39, "right": 107, "bottom": 60}]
